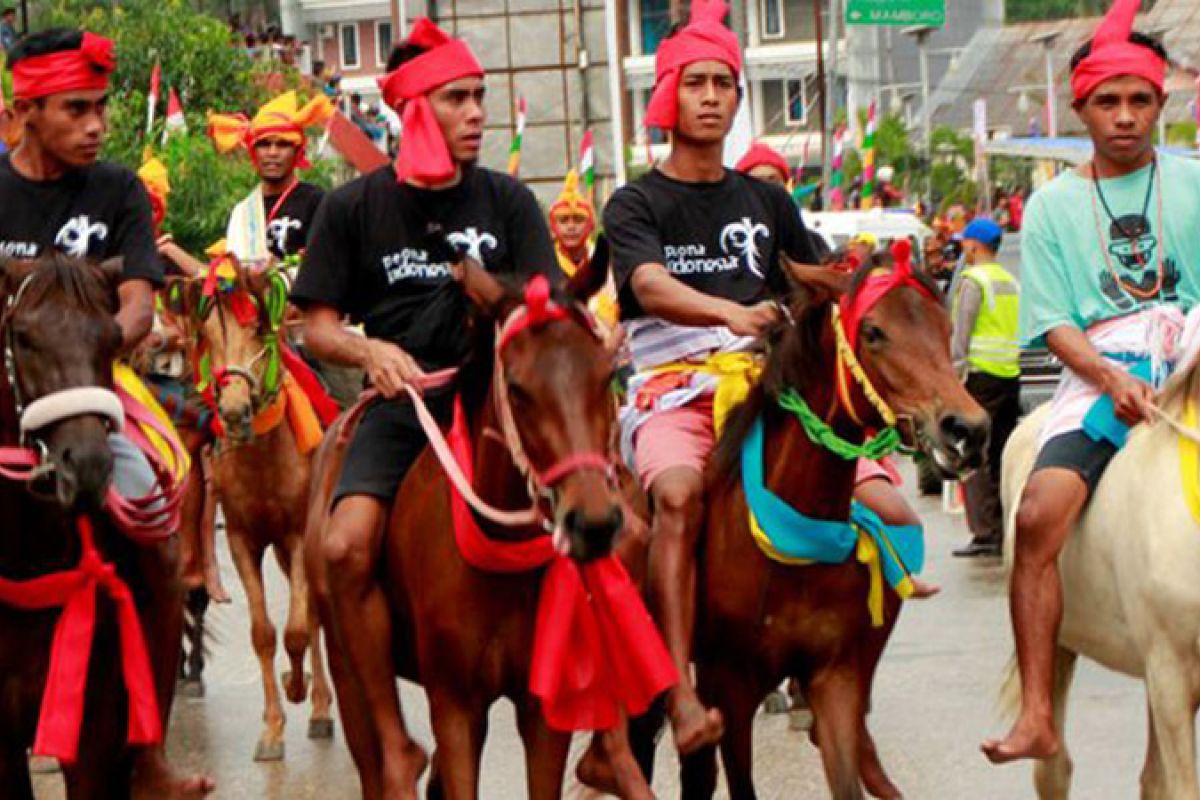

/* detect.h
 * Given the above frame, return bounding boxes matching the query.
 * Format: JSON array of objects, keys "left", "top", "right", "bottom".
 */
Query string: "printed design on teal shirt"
[{"left": 1099, "top": 213, "right": 1179, "bottom": 311}]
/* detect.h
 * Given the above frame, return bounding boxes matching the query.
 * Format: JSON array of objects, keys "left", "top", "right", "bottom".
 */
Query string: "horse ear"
[
  {"left": 0, "top": 258, "right": 38, "bottom": 296},
  {"left": 566, "top": 235, "right": 609, "bottom": 304},
  {"left": 783, "top": 257, "right": 851, "bottom": 306},
  {"left": 95, "top": 256, "right": 124, "bottom": 289},
  {"left": 458, "top": 258, "right": 515, "bottom": 319}
]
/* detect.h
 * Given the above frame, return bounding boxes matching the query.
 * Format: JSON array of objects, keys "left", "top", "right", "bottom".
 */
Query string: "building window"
[
  {"left": 784, "top": 78, "right": 807, "bottom": 126},
  {"left": 376, "top": 21, "right": 393, "bottom": 67},
  {"left": 639, "top": 0, "right": 672, "bottom": 55},
  {"left": 761, "top": 0, "right": 784, "bottom": 38},
  {"left": 339, "top": 23, "right": 360, "bottom": 70}
]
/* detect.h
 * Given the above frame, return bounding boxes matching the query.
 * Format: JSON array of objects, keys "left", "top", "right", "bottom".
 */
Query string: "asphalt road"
[{"left": 32, "top": 456, "right": 1146, "bottom": 799}]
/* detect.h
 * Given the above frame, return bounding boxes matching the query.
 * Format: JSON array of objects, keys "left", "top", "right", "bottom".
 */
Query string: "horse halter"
[
  {"left": 2, "top": 271, "right": 125, "bottom": 448},
  {"left": 490, "top": 275, "right": 614, "bottom": 520}
]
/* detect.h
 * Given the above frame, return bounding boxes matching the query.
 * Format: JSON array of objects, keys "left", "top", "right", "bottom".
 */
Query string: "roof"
[{"left": 982, "top": 137, "right": 1200, "bottom": 164}]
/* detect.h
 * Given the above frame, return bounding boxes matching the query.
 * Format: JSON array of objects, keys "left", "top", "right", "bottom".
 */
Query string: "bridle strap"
[{"left": 20, "top": 387, "right": 125, "bottom": 437}]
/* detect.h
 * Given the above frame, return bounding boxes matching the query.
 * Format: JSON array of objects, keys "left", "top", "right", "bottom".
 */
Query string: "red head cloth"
[
  {"left": 1071, "top": 0, "right": 1166, "bottom": 104},
  {"left": 839, "top": 238, "right": 934, "bottom": 351},
  {"left": 643, "top": 0, "right": 742, "bottom": 131},
  {"left": 735, "top": 141, "right": 789, "bottom": 181},
  {"left": 377, "top": 18, "right": 484, "bottom": 184},
  {"left": 12, "top": 33, "right": 115, "bottom": 101}
]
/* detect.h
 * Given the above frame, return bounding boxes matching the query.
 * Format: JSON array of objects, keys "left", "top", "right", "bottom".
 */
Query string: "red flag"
[
  {"left": 146, "top": 62, "right": 161, "bottom": 134},
  {"left": 161, "top": 88, "right": 186, "bottom": 143}
]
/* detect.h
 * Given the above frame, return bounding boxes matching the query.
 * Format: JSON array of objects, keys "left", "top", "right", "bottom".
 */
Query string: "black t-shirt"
[
  {"left": 263, "top": 181, "right": 324, "bottom": 259},
  {"left": 292, "top": 164, "right": 558, "bottom": 370},
  {"left": 0, "top": 155, "right": 161, "bottom": 285},
  {"left": 603, "top": 168, "right": 819, "bottom": 320}
]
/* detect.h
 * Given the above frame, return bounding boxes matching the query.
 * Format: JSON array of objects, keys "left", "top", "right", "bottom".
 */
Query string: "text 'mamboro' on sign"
[{"left": 845, "top": 0, "right": 945, "bottom": 27}]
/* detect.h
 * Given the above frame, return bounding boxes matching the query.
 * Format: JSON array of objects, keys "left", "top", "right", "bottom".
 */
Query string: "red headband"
[
  {"left": 839, "top": 239, "right": 935, "bottom": 351},
  {"left": 12, "top": 33, "right": 115, "bottom": 100},
  {"left": 498, "top": 275, "right": 570, "bottom": 351},
  {"left": 736, "top": 142, "right": 789, "bottom": 181},
  {"left": 643, "top": 0, "right": 741, "bottom": 131},
  {"left": 377, "top": 18, "right": 484, "bottom": 185},
  {"left": 1071, "top": 0, "right": 1165, "bottom": 103}
]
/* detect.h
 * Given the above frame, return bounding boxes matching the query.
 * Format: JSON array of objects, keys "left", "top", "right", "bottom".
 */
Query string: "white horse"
[{"left": 1000, "top": 361, "right": 1200, "bottom": 800}]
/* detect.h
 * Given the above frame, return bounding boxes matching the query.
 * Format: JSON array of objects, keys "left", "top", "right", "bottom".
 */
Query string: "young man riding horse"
[
  {"left": 984, "top": 0, "right": 1200, "bottom": 764},
  {"left": 0, "top": 27, "right": 211, "bottom": 797},
  {"left": 208, "top": 91, "right": 332, "bottom": 265},
  {"left": 602, "top": 0, "right": 932, "bottom": 756},
  {"left": 291, "top": 19, "right": 557, "bottom": 798}
]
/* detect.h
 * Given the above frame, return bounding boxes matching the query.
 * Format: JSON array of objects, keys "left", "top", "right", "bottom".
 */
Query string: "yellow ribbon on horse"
[
  {"left": 1179, "top": 402, "right": 1200, "bottom": 525},
  {"left": 249, "top": 373, "right": 325, "bottom": 456},
  {"left": 113, "top": 363, "right": 190, "bottom": 480}
]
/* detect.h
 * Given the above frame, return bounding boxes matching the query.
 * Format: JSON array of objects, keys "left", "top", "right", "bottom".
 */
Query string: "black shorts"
[
  {"left": 333, "top": 388, "right": 455, "bottom": 505},
  {"left": 1032, "top": 430, "right": 1118, "bottom": 496}
]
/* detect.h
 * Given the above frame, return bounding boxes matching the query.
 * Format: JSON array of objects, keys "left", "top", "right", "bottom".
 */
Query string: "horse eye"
[
  {"left": 862, "top": 324, "right": 887, "bottom": 346},
  {"left": 12, "top": 328, "right": 33, "bottom": 350},
  {"left": 506, "top": 377, "right": 532, "bottom": 406}
]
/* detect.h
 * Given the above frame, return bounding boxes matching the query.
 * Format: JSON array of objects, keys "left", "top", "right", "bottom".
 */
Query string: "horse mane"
[
  {"left": 14, "top": 253, "right": 117, "bottom": 317},
  {"left": 1158, "top": 351, "right": 1200, "bottom": 417}
]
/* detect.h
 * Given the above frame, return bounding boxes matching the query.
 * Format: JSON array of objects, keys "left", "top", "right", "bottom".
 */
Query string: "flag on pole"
[
  {"left": 507, "top": 95, "right": 527, "bottom": 176},
  {"left": 578, "top": 129, "right": 595, "bottom": 199},
  {"left": 146, "top": 61, "right": 162, "bottom": 135},
  {"left": 830, "top": 126, "right": 847, "bottom": 211},
  {"left": 860, "top": 101, "right": 878, "bottom": 210},
  {"left": 161, "top": 88, "right": 187, "bottom": 144}
]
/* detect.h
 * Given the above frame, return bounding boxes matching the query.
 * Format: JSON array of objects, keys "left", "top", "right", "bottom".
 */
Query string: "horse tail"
[{"left": 996, "top": 652, "right": 1021, "bottom": 722}]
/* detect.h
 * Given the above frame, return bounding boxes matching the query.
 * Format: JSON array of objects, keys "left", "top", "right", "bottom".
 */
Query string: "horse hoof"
[
  {"left": 253, "top": 739, "right": 285, "bottom": 762},
  {"left": 29, "top": 756, "right": 60, "bottom": 774},
  {"left": 789, "top": 707, "right": 814, "bottom": 733},
  {"left": 763, "top": 690, "right": 790, "bottom": 714},
  {"left": 281, "top": 670, "right": 311, "bottom": 704},
  {"left": 179, "top": 678, "right": 206, "bottom": 699},
  {"left": 308, "top": 718, "right": 335, "bottom": 740}
]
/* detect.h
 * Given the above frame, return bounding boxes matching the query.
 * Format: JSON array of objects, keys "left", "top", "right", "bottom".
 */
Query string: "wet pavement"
[{"left": 33, "top": 459, "right": 1146, "bottom": 799}]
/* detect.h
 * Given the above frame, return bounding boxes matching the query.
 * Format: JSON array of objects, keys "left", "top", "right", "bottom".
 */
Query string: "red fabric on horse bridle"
[
  {"left": 0, "top": 516, "right": 161, "bottom": 763},
  {"left": 445, "top": 398, "right": 676, "bottom": 730},
  {"left": 838, "top": 239, "right": 935, "bottom": 351}
]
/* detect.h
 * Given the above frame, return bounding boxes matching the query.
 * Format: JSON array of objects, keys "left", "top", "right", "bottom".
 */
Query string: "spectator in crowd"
[
  {"left": 950, "top": 218, "right": 1021, "bottom": 558},
  {"left": 1, "top": 8, "right": 18, "bottom": 53}
]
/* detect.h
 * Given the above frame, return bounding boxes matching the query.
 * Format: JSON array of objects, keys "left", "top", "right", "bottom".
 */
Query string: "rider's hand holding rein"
[
  {"left": 1103, "top": 366, "right": 1157, "bottom": 425},
  {"left": 300, "top": 303, "right": 426, "bottom": 399},
  {"left": 1047, "top": 325, "right": 1157, "bottom": 425},
  {"left": 365, "top": 338, "right": 426, "bottom": 398}
]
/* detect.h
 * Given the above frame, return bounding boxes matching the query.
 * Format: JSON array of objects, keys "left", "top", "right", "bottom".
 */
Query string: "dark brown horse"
[
  {"left": 0, "top": 254, "right": 208, "bottom": 799},
  {"left": 683, "top": 263, "right": 988, "bottom": 799},
  {"left": 168, "top": 261, "right": 334, "bottom": 761},
  {"left": 306, "top": 254, "right": 658, "bottom": 800}
]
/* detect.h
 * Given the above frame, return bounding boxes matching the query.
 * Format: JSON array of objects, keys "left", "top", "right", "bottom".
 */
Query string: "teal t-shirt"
[{"left": 1020, "top": 153, "right": 1200, "bottom": 347}]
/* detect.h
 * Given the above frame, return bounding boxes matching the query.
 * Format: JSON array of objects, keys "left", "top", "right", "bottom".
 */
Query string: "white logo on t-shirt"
[
  {"left": 448, "top": 227, "right": 498, "bottom": 263},
  {"left": 268, "top": 216, "right": 302, "bottom": 254},
  {"left": 55, "top": 215, "right": 109, "bottom": 258},
  {"left": 720, "top": 217, "right": 770, "bottom": 279}
]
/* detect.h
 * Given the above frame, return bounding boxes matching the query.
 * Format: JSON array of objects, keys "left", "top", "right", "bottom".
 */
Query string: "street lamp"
[{"left": 1031, "top": 30, "right": 1062, "bottom": 138}]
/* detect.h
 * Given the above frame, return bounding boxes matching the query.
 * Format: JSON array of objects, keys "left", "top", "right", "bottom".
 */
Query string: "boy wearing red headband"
[
  {"left": 984, "top": 0, "right": 1200, "bottom": 764},
  {"left": 0, "top": 27, "right": 214, "bottom": 799},
  {"left": 291, "top": 20, "right": 556, "bottom": 796},
  {"left": 735, "top": 140, "right": 790, "bottom": 186}
]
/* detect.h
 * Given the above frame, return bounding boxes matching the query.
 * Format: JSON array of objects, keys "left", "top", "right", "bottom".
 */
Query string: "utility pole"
[
  {"left": 814, "top": 0, "right": 828, "bottom": 189},
  {"left": 1032, "top": 31, "right": 1062, "bottom": 138},
  {"left": 823, "top": 0, "right": 841, "bottom": 190},
  {"left": 903, "top": 25, "right": 936, "bottom": 208}
]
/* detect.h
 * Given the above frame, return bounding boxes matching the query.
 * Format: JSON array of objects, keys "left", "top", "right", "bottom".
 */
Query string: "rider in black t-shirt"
[
  {"left": 2, "top": 27, "right": 213, "bottom": 798},
  {"left": 290, "top": 19, "right": 556, "bottom": 795}
]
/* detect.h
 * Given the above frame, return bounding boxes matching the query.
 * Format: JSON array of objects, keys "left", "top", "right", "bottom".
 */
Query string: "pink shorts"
[{"left": 632, "top": 396, "right": 896, "bottom": 491}]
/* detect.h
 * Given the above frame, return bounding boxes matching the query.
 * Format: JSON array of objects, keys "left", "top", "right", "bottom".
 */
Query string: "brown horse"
[
  {"left": 682, "top": 263, "right": 988, "bottom": 799},
  {"left": 0, "top": 254, "right": 208, "bottom": 799},
  {"left": 169, "top": 261, "right": 333, "bottom": 761},
  {"left": 306, "top": 253, "right": 660, "bottom": 800}
]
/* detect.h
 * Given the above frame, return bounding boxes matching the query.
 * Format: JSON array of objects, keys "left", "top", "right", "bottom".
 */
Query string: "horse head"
[
  {"left": 1, "top": 254, "right": 124, "bottom": 510},
  {"left": 168, "top": 257, "right": 288, "bottom": 443},
  {"left": 458, "top": 236, "right": 624, "bottom": 563},
  {"left": 786, "top": 250, "right": 989, "bottom": 477}
]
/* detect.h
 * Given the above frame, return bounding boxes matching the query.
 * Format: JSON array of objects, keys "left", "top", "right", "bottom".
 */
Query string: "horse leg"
[
  {"left": 1033, "top": 647, "right": 1076, "bottom": 800},
  {"left": 0, "top": 742, "right": 34, "bottom": 800},
  {"left": 307, "top": 612, "right": 335, "bottom": 740},
  {"left": 227, "top": 532, "right": 286, "bottom": 762},
  {"left": 428, "top": 691, "right": 487, "bottom": 800},
  {"left": 516, "top": 697, "right": 571, "bottom": 800},
  {"left": 274, "top": 538, "right": 311, "bottom": 705},
  {"left": 180, "top": 586, "right": 209, "bottom": 697},
  {"left": 807, "top": 667, "right": 866, "bottom": 800},
  {"left": 711, "top": 663, "right": 767, "bottom": 800},
  {"left": 1141, "top": 648, "right": 1200, "bottom": 800},
  {"left": 200, "top": 446, "right": 230, "bottom": 603},
  {"left": 855, "top": 626, "right": 901, "bottom": 800}
]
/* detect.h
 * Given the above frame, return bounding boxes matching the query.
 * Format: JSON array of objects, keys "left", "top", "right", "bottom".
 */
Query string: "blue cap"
[{"left": 962, "top": 218, "right": 1004, "bottom": 250}]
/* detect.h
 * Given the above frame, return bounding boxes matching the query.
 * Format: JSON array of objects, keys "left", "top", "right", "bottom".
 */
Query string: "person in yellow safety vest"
[{"left": 951, "top": 217, "right": 1021, "bottom": 557}]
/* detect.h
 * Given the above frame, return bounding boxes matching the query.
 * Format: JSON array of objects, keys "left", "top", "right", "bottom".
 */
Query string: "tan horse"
[
  {"left": 1000, "top": 352, "right": 1200, "bottom": 800},
  {"left": 170, "top": 263, "right": 333, "bottom": 761}
]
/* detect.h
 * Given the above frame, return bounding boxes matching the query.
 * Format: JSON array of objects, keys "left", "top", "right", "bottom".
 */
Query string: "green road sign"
[{"left": 846, "top": 0, "right": 946, "bottom": 26}]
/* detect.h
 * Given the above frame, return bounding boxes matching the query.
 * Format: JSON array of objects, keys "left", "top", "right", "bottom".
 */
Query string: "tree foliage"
[{"left": 1006, "top": 0, "right": 1156, "bottom": 22}]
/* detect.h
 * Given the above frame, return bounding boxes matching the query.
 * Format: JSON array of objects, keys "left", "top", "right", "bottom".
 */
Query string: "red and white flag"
[
  {"left": 161, "top": 87, "right": 187, "bottom": 143},
  {"left": 577, "top": 129, "right": 595, "bottom": 198},
  {"left": 146, "top": 61, "right": 162, "bottom": 135}
]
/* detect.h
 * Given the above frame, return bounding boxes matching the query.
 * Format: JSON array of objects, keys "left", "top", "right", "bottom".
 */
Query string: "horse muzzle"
[
  {"left": 924, "top": 410, "right": 990, "bottom": 478},
  {"left": 46, "top": 422, "right": 115, "bottom": 512},
  {"left": 556, "top": 503, "right": 624, "bottom": 564}
]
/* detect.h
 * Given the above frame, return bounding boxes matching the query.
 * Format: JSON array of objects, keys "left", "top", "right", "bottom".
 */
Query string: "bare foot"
[
  {"left": 204, "top": 569, "right": 232, "bottom": 604},
  {"left": 980, "top": 715, "right": 1060, "bottom": 764},
  {"left": 910, "top": 578, "right": 941, "bottom": 599},
  {"left": 575, "top": 736, "right": 619, "bottom": 796},
  {"left": 132, "top": 749, "right": 215, "bottom": 799},
  {"left": 575, "top": 731, "right": 653, "bottom": 799},
  {"left": 382, "top": 741, "right": 429, "bottom": 800},
  {"left": 668, "top": 694, "right": 724, "bottom": 755}
]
